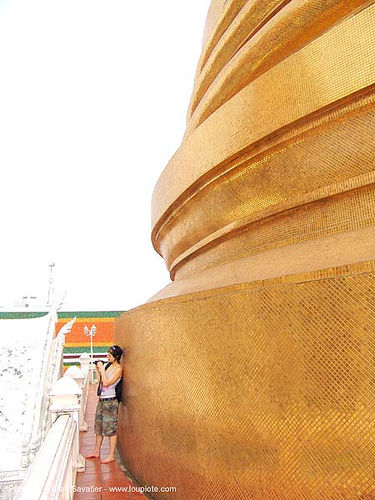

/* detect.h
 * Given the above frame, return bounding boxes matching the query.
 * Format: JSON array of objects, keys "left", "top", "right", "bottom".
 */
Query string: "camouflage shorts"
[{"left": 94, "top": 398, "right": 119, "bottom": 436}]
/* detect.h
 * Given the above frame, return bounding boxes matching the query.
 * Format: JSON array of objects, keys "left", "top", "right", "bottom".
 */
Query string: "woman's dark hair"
[{"left": 109, "top": 345, "right": 123, "bottom": 362}]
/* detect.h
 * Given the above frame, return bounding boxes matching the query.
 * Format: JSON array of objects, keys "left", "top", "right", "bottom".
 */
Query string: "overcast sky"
[{"left": 0, "top": 0, "right": 211, "bottom": 311}]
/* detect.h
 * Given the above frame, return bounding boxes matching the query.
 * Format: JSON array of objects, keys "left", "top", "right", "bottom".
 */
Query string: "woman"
[{"left": 85, "top": 344, "right": 123, "bottom": 464}]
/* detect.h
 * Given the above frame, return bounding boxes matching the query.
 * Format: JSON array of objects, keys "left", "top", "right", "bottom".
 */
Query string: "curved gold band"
[
  {"left": 155, "top": 91, "right": 375, "bottom": 275},
  {"left": 172, "top": 180, "right": 375, "bottom": 279},
  {"left": 188, "top": 0, "right": 289, "bottom": 121},
  {"left": 187, "top": 0, "right": 372, "bottom": 132},
  {"left": 152, "top": 4, "right": 375, "bottom": 234}
]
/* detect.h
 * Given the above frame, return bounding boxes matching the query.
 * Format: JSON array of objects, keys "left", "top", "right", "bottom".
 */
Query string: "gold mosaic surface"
[
  {"left": 189, "top": 0, "right": 290, "bottom": 122},
  {"left": 187, "top": 0, "right": 373, "bottom": 133},
  {"left": 115, "top": 1, "right": 375, "bottom": 498},
  {"left": 172, "top": 180, "right": 375, "bottom": 279},
  {"left": 152, "top": 2, "right": 375, "bottom": 235},
  {"left": 116, "top": 263, "right": 375, "bottom": 500},
  {"left": 199, "top": 0, "right": 249, "bottom": 64},
  {"left": 156, "top": 95, "right": 375, "bottom": 273}
]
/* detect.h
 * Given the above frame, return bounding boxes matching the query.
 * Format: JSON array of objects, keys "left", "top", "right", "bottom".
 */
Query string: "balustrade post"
[
  {"left": 79, "top": 353, "right": 90, "bottom": 416},
  {"left": 79, "top": 353, "right": 90, "bottom": 377},
  {"left": 64, "top": 365, "right": 88, "bottom": 432},
  {"left": 50, "top": 377, "right": 85, "bottom": 477}
]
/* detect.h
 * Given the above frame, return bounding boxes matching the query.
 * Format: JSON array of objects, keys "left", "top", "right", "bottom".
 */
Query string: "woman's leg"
[
  {"left": 94, "top": 434, "right": 104, "bottom": 456},
  {"left": 100, "top": 399, "right": 119, "bottom": 463},
  {"left": 101, "top": 435, "right": 117, "bottom": 463},
  {"left": 86, "top": 400, "right": 103, "bottom": 458},
  {"left": 85, "top": 434, "right": 103, "bottom": 458}
]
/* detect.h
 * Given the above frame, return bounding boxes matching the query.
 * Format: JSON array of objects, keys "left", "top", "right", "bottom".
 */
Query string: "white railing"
[
  {"left": 20, "top": 312, "right": 58, "bottom": 468},
  {"left": 21, "top": 315, "right": 77, "bottom": 469},
  {"left": 79, "top": 366, "right": 90, "bottom": 431},
  {"left": 50, "top": 317, "right": 77, "bottom": 388},
  {"left": 64, "top": 357, "right": 90, "bottom": 432},
  {"left": 15, "top": 357, "right": 90, "bottom": 500},
  {"left": 15, "top": 415, "right": 76, "bottom": 500}
]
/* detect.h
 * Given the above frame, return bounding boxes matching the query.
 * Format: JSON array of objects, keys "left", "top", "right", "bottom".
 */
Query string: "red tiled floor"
[
  {"left": 74, "top": 493, "right": 101, "bottom": 500},
  {"left": 74, "top": 384, "right": 148, "bottom": 500}
]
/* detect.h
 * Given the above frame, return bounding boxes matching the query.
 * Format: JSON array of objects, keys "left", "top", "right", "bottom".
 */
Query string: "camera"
[{"left": 93, "top": 360, "right": 104, "bottom": 365}]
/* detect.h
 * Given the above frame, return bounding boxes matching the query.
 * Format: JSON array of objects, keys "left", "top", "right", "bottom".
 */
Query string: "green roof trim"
[
  {"left": 0, "top": 310, "right": 123, "bottom": 320},
  {"left": 64, "top": 346, "right": 111, "bottom": 354},
  {"left": 58, "top": 311, "right": 123, "bottom": 318},
  {"left": 0, "top": 312, "right": 48, "bottom": 319}
]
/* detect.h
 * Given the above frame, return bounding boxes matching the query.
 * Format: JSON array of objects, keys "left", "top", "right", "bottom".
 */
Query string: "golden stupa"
[{"left": 115, "top": 1, "right": 375, "bottom": 498}]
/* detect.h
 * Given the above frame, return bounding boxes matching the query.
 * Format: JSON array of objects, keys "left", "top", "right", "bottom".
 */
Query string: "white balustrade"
[
  {"left": 78, "top": 353, "right": 90, "bottom": 377},
  {"left": 79, "top": 354, "right": 91, "bottom": 416},
  {"left": 64, "top": 365, "right": 89, "bottom": 431},
  {"left": 15, "top": 415, "right": 75, "bottom": 500},
  {"left": 14, "top": 375, "right": 86, "bottom": 499},
  {"left": 20, "top": 315, "right": 77, "bottom": 470}
]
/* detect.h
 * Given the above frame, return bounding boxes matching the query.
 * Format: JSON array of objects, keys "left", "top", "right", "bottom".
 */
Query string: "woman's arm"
[{"left": 99, "top": 365, "right": 122, "bottom": 387}]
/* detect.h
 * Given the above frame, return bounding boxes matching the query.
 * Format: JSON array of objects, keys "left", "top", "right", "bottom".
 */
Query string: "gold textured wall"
[{"left": 115, "top": 1, "right": 375, "bottom": 498}]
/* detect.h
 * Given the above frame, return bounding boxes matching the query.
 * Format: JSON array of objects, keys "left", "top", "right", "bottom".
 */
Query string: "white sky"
[{"left": 0, "top": 0, "right": 211, "bottom": 311}]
